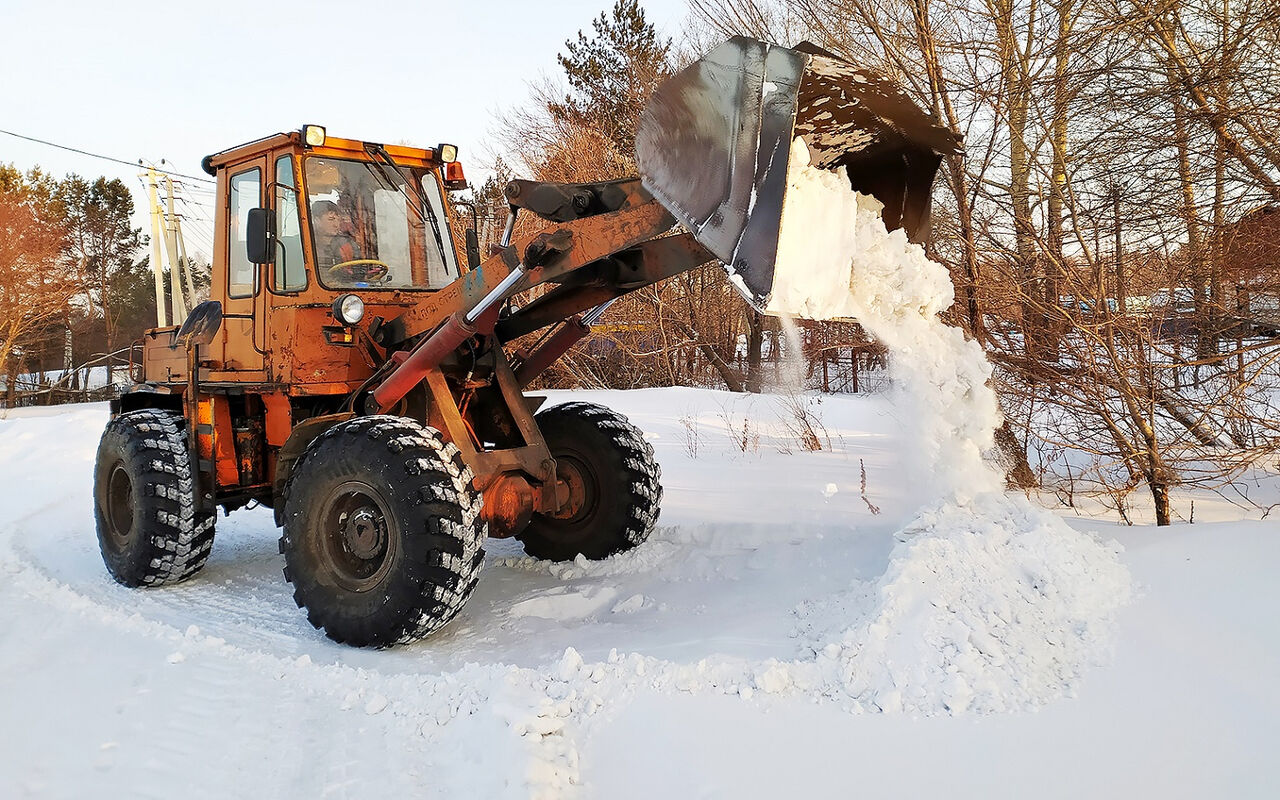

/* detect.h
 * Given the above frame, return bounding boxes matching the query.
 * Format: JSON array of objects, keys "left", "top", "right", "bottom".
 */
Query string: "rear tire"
[
  {"left": 93, "top": 409, "right": 216, "bottom": 587},
  {"left": 518, "top": 402, "right": 662, "bottom": 561},
  {"left": 280, "top": 416, "right": 486, "bottom": 647}
]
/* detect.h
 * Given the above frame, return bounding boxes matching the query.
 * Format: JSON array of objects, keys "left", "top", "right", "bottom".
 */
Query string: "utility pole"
[
  {"left": 143, "top": 166, "right": 168, "bottom": 328},
  {"left": 163, "top": 173, "right": 189, "bottom": 325},
  {"left": 1113, "top": 184, "right": 1126, "bottom": 315},
  {"left": 171, "top": 178, "right": 198, "bottom": 309}
]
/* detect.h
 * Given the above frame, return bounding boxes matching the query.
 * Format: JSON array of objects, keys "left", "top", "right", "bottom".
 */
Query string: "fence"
[{"left": 1, "top": 346, "right": 137, "bottom": 409}]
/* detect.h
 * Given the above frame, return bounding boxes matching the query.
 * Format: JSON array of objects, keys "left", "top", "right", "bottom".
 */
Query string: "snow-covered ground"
[{"left": 2, "top": 389, "right": 1277, "bottom": 799}]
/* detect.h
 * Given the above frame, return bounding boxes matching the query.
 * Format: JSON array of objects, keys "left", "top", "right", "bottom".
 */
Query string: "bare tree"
[{"left": 684, "top": 0, "right": 1280, "bottom": 521}]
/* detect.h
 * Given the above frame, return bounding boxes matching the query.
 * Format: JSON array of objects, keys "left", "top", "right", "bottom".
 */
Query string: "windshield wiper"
[{"left": 364, "top": 143, "right": 448, "bottom": 258}]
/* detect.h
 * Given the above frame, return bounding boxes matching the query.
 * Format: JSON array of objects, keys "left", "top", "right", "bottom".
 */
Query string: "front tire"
[
  {"left": 518, "top": 402, "right": 662, "bottom": 561},
  {"left": 93, "top": 409, "right": 216, "bottom": 587},
  {"left": 280, "top": 416, "right": 486, "bottom": 647}
]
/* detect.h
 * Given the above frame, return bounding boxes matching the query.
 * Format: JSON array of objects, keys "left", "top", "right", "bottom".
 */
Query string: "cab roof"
[{"left": 202, "top": 129, "right": 444, "bottom": 176}]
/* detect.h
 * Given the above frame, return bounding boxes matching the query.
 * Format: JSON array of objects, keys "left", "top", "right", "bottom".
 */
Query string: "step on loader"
[{"left": 93, "top": 37, "right": 960, "bottom": 646}]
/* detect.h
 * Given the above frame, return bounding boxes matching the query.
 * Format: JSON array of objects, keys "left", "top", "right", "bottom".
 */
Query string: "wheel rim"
[
  {"left": 104, "top": 463, "right": 134, "bottom": 552},
  {"left": 318, "top": 480, "right": 398, "bottom": 593},
  {"left": 548, "top": 453, "right": 599, "bottom": 526}
]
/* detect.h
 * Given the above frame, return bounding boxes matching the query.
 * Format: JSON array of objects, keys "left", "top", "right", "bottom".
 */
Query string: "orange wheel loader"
[{"left": 92, "top": 38, "right": 960, "bottom": 646}]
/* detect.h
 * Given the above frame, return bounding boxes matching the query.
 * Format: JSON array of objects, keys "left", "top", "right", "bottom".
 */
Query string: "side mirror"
[
  {"left": 246, "top": 208, "right": 276, "bottom": 265},
  {"left": 466, "top": 228, "right": 481, "bottom": 269},
  {"left": 173, "top": 300, "right": 223, "bottom": 350}
]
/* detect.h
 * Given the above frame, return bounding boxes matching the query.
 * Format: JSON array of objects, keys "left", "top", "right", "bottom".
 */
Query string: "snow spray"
[
  {"left": 762, "top": 138, "right": 1132, "bottom": 714},
  {"left": 768, "top": 138, "right": 1001, "bottom": 500}
]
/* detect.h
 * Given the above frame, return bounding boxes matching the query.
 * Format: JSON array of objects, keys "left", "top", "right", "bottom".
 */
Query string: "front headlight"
[{"left": 332, "top": 293, "right": 365, "bottom": 326}]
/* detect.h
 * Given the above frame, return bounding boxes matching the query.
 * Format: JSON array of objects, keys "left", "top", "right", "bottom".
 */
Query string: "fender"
[{"left": 271, "top": 412, "right": 355, "bottom": 525}]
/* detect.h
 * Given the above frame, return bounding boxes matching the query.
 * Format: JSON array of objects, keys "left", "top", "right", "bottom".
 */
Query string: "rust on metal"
[
  {"left": 514, "top": 318, "right": 591, "bottom": 388},
  {"left": 210, "top": 397, "right": 240, "bottom": 488},
  {"left": 479, "top": 473, "right": 536, "bottom": 538}
]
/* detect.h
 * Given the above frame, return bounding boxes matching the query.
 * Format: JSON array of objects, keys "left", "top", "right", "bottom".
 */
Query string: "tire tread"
[
  {"left": 94, "top": 409, "right": 216, "bottom": 587},
  {"left": 279, "top": 416, "right": 486, "bottom": 647}
]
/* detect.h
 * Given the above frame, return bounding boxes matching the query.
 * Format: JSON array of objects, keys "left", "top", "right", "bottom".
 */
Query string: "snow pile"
[{"left": 799, "top": 495, "right": 1132, "bottom": 713}]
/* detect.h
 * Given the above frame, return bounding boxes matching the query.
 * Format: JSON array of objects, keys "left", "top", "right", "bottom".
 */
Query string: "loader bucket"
[{"left": 635, "top": 37, "right": 961, "bottom": 311}]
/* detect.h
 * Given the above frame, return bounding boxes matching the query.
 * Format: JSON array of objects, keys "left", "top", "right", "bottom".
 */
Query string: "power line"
[{"left": 0, "top": 127, "right": 215, "bottom": 185}]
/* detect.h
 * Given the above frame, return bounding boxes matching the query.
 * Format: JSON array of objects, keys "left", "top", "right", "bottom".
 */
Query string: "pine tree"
[
  {"left": 109, "top": 257, "right": 160, "bottom": 347},
  {"left": 59, "top": 176, "right": 144, "bottom": 361},
  {"left": 551, "top": 0, "right": 673, "bottom": 159}
]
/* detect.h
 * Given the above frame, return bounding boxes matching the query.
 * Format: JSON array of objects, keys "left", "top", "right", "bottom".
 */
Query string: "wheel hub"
[
  {"left": 104, "top": 463, "right": 134, "bottom": 551},
  {"left": 319, "top": 481, "right": 397, "bottom": 593},
  {"left": 549, "top": 456, "right": 592, "bottom": 522},
  {"left": 341, "top": 507, "right": 385, "bottom": 560}
]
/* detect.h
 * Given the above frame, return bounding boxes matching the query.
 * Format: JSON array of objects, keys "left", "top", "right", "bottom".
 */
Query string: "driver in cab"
[{"left": 311, "top": 199, "right": 385, "bottom": 285}]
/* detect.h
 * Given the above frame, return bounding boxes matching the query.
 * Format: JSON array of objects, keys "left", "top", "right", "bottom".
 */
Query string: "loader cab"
[{"left": 197, "top": 126, "right": 470, "bottom": 387}]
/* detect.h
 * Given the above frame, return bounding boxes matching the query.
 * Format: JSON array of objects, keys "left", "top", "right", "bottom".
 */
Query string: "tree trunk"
[
  {"left": 1149, "top": 478, "right": 1171, "bottom": 526},
  {"left": 745, "top": 310, "right": 764, "bottom": 393},
  {"left": 1044, "top": 0, "right": 1073, "bottom": 358},
  {"left": 4, "top": 359, "right": 16, "bottom": 407},
  {"left": 996, "top": 0, "right": 1041, "bottom": 360},
  {"left": 994, "top": 419, "right": 1037, "bottom": 488},
  {"left": 100, "top": 261, "right": 114, "bottom": 386},
  {"left": 1170, "top": 58, "right": 1213, "bottom": 360},
  {"left": 908, "top": 0, "right": 983, "bottom": 340},
  {"left": 1113, "top": 188, "right": 1126, "bottom": 314}
]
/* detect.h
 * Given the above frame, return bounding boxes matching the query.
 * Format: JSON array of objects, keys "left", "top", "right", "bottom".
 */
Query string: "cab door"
[{"left": 219, "top": 159, "right": 267, "bottom": 375}]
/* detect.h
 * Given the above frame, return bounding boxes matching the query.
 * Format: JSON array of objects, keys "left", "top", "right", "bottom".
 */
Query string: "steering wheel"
[{"left": 326, "top": 259, "right": 390, "bottom": 282}]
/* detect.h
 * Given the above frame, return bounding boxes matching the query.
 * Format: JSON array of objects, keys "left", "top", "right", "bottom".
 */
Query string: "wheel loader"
[{"left": 93, "top": 37, "right": 960, "bottom": 647}]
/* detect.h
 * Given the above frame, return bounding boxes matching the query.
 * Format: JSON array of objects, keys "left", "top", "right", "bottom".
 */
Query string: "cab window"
[
  {"left": 228, "top": 168, "right": 260, "bottom": 298},
  {"left": 304, "top": 156, "right": 459, "bottom": 290},
  {"left": 272, "top": 157, "right": 307, "bottom": 292}
]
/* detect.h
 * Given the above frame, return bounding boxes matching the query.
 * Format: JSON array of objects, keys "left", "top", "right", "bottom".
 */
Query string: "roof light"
[
  {"left": 443, "top": 161, "right": 467, "bottom": 189},
  {"left": 303, "top": 124, "right": 326, "bottom": 147},
  {"left": 436, "top": 143, "right": 458, "bottom": 163}
]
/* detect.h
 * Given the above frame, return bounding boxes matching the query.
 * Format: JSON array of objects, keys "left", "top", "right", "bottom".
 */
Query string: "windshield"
[{"left": 304, "top": 156, "right": 459, "bottom": 290}]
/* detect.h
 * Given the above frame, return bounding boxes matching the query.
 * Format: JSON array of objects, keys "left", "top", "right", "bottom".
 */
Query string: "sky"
[{"left": 0, "top": 0, "right": 693, "bottom": 258}]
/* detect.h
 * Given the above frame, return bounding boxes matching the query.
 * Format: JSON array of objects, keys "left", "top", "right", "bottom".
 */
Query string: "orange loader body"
[{"left": 95, "top": 38, "right": 958, "bottom": 646}]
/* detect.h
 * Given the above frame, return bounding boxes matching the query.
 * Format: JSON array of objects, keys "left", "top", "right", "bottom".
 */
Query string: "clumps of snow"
[
  {"left": 510, "top": 586, "right": 619, "bottom": 621},
  {"left": 494, "top": 528, "right": 682, "bottom": 579},
  {"left": 364, "top": 693, "right": 390, "bottom": 715},
  {"left": 611, "top": 593, "right": 648, "bottom": 614}
]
